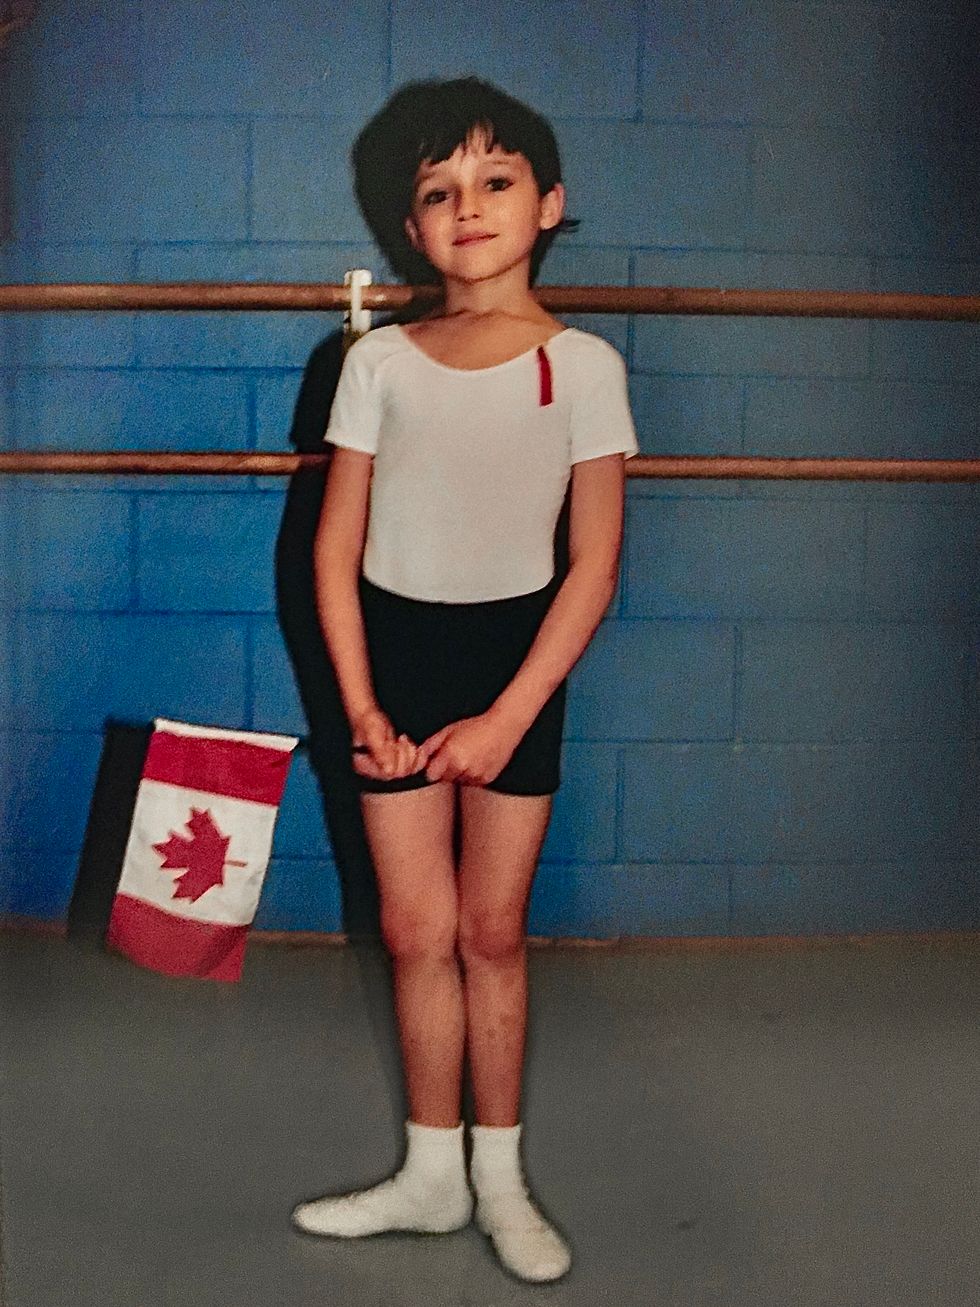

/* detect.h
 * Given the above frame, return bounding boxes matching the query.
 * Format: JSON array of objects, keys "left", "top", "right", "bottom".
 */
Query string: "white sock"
[
  {"left": 291, "top": 1120, "right": 472, "bottom": 1237},
  {"left": 470, "top": 1123, "right": 571, "bottom": 1282}
]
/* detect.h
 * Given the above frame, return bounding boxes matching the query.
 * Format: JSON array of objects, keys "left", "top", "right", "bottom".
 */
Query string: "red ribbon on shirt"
[{"left": 536, "top": 346, "right": 553, "bottom": 406}]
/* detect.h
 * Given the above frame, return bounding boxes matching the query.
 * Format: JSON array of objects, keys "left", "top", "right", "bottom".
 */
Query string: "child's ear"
[
  {"left": 539, "top": 182, "right": 566, "bottom": 233},
  {"left": 404, "top": 214, "right": 422, "bottom": 252}
]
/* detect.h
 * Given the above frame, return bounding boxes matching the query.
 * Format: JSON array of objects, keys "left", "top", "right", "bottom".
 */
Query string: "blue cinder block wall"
[{"left": 1, "top": 2, "right": 978, "bottom": 937}]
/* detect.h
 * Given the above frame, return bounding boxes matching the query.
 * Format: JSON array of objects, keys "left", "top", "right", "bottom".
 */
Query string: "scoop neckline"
[{"left": 394, "top": 323, "right": 574, "bottom": 374}]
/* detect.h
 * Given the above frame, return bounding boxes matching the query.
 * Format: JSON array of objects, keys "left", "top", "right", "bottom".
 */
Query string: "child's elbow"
[{"left": 569, "top": 554, "right": 620, "bottom": 603}]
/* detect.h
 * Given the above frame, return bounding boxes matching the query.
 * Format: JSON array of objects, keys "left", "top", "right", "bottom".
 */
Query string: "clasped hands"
[{"left": 351, "top": 704, "right": 523, "bottom": 786}]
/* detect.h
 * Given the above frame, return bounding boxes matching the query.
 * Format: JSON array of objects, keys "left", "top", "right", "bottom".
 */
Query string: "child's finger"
[
  {"left": 396, "top": 734, "right": 414, "bottom": 775},
  {"left": 364, "top": 734, "right": 395, "bottom": 776},
  {"left": 382, "top": 737, "right": 400, "bottom": 776},
  {"left": 353, "top": 751, "right": 386, "bottom": 779},
  {"left": 418, "top": 724, "right": 451, "bottom": 763}
]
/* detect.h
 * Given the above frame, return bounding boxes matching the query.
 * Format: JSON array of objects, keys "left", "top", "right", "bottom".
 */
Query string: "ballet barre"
[
  {"left": 1, "top": 278, "right": 977, "bottom": 481},
  {"left": 1, "top": 282, "right": 979, "bottom": 320}
]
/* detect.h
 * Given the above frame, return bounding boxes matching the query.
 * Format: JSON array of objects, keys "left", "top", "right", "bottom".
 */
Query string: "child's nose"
[{"left": 454, "top": 186, "right": 481, "bottom": 219}]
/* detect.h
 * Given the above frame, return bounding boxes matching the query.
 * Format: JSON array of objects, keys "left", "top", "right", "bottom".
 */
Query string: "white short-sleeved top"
[{"left": 323, "top": 323, "right": 640, "bottom": 603}]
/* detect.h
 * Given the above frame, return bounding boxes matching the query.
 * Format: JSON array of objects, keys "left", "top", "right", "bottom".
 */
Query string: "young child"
[{"left": 292, "top": 76, "right": 639, "bottom": 1283}]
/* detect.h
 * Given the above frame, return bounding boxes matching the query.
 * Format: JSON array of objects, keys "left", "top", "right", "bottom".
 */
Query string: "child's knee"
[
  {"left": 381, "top": 896, "right": 459, "bottom": 962},
  {"left": 457, "top": 907, "right": 525, "bottom": 967}
]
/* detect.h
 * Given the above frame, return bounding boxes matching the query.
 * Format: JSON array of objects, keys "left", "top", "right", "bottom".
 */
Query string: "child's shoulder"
[
  {"left": 552, "top": 326, "right": 627, "bottom": 375},
  {"left": 345, "top": 321, "right": 406, "bottom": 361}
]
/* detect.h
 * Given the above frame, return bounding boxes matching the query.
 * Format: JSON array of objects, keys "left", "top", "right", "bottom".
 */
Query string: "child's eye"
[
  {"left": 487, "top": 177, "right": 512, "bottom": 191},
  {"left": 422, "top": 189, "right": 447, "bottom": 206}
]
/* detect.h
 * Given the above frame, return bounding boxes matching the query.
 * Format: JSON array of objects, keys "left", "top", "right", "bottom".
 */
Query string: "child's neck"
[{"left": 437, "top": 265, "right": 547, "bottom": 325}]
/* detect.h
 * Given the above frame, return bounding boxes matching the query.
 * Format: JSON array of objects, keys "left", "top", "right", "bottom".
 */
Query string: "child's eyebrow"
[{"left": 415, "top": 153, "right": 520, "bottom": 186}]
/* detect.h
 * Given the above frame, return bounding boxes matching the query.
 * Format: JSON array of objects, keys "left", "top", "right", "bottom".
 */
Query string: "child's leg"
[
  {"left": 292, "top": 781, "right": 470, "bottom": 1238},
  {"left": 362, "top": 781, "right": 464, "bottom": 1126},
  {"left": 456, "top": 787, "right": 552, "bottom": 1125},
  {"left": 456, "top": 787, "right": 571, "bottom": 1281}
]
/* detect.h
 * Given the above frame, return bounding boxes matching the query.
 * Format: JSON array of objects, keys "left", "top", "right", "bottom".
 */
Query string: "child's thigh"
[
  {"left": 360, "top": 781, "right": 458, "bottom": 922},
  {"left": 457, "top": 787, "right": 553, "bottom": 922}
]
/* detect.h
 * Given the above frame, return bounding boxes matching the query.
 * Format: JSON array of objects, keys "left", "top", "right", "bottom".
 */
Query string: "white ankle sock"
[
  {"left": 291, "top": 1120, "right": 472, "bottom": 1238},
  {"left": 470, "top": 1123, "right": 571, "bottom": 1282}
]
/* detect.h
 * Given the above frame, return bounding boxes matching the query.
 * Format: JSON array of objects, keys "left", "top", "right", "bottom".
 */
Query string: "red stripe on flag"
[
  {"left": 143, "top": 729, "right": 292, "bottom": 806},
  {"left": 536, "top": 345, "right": 553, "bottom": 406},
  {"left": 107, "top": 893, "right": 248, "bottom": 982}
]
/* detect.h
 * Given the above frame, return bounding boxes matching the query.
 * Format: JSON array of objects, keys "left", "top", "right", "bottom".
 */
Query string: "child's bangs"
[{"left": 415, "top": 115, "right": 525, "bottom": 171}]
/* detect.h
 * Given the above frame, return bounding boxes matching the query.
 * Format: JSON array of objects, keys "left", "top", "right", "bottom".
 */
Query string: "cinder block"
[
  {"left": 0, "top": 611, "right": 11, "bottom": 726},
  {"left": 622, "top": 739, "right": 964, "bottom": 863},
  {"left": 632, "top": 376, "right": 742, "bottom": 462},
  {"left": 254, "top": 857, "right": 343, "bottom": 933},
  {"left": 13, "top": 489, "right": 131, "bottom": 610},
  {"left": 6, "top": 245, "right": 136, "bottom": 368},
  {"left": 626, "top": 497, "right": 865, "bottom": 622},
  {"left": 969, "top": 636, "right": 980, "bottom": 745},
  {"left": 0, "top": 485, "right": 13, "bottom": 607},
  {"left": 0, "top": 375, "right": 12, "bottom": 442},
  {"left": 529, "top": 862, "right": 729, "bottom": 938},
  {"left": 392, "top": 1, "right": 637, "bottom": 118},
  {"left": 870, "top": 259, "right": 980, "bottom": 382},
  {"left": 556, "top": 121, "right": 747, "bottom": 249},
  {"left": 1, "top": 730, "right": 103, "bottom": 851},
  {"left": 623, "top": 498, "right": 729, "bottom": 620},
  {"left": 565, "top": 617, "right": 734, "bottom": 741},
  {"left": 541, "top": 743, "right": 618, "bottom": 863},
  {"left": 730, "top": 860, "right": 980, "bottom": 936},
  {"left": 537, "top": 247, "right": 631, "bottom": 356},
  {"left": 872, "top": 126, "right": 980, "bottom": 261},
  {"left": 136, "top": 492, "right": 281, "bottom": 612},
  {"left": 14, "top": 117, "right": 248, "bottom": 243},
  {"left": 877, "top": 11, "right": 971, "bottom": 135},
  {"left": 0, "top": 848, "right": 82, "bottom": 922},
  {"left": 255, "top": 374, "right": 306, "bottom": 453},
  {"left": 742, "top": 375, "right": 980, "bottom": 506},
  {"left": 252, "top": 119, "right": 372, "bottom": 242},
  {"left": 745, "top": 377, "right": 876, "bottom": 458},
  {"left": 865, "top": 504, "right": 980, "bottom": 620},
  {"left": 739, "top": 622, "right": 969, "bottom": 741},
  {"left": 724, "top": 500, "right": 864, "bottom": 619},
  {"left": 13, "top": 368, "right": 251, "bottom": 494},
  {"left": 748, "top": 128, "right": 885, "bottom": 254},
  {"left": 952, "top": 739, "right": 979, "bottom": 858},
  {"left": 12, "top": 612, "right": 248, "bottom": 731},
  {"left": 642, "top": 1, "right": 880, "bottom": 128},
  {"left": 8, "top": 1, "right": 140, "bottom": 115},
  {"left": 250, "top": 616, "right": 307, "bottom": 738},
  {"left": 627, "top": 373, "right": 741, "bottom": 501},
  {"left": 141, "top": 1, "right": 388, "bottom": 116},
  {"left": 633, "top": 251, "right": 872, "bottom": 378},
  {"left": 272, "top": 748, "right": 331, "bottom": 859}
]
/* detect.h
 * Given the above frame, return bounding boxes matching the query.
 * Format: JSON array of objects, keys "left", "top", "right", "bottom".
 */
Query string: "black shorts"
[{"left": 355, "top": 572, "right": 567, "bottom": 796}]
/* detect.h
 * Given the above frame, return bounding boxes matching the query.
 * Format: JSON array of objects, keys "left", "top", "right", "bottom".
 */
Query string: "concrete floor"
[{"left": 0, "top": 929, "right": 978, "bottom": 1307}]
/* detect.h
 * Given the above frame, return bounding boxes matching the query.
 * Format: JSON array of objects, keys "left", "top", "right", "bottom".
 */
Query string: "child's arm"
[
  {"left": 417, "top": 453, "right": 626, "bottom": 786},
  {"left": 313, "top": 447, "right": 419, "bottom": 778},
  {"left": 487, "top": 453, "right": 626, "bottom": 734}
]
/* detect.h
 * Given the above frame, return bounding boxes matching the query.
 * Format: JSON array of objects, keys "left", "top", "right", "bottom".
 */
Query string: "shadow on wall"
[{"left": 274, "top": 324, "right": 382, "bottom": 939}]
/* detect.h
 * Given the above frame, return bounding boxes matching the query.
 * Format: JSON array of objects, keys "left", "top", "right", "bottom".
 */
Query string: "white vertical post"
[{"left": 343, "top": 269, "right": 373, "bottom": 350}]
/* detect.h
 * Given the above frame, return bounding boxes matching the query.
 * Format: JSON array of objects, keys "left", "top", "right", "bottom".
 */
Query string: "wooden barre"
[
  {"left": 1, "top": 283, "right": 980, "bottom": 321},
  {"left": 1, "top": 453, "right": 978, "bottom": 481}
]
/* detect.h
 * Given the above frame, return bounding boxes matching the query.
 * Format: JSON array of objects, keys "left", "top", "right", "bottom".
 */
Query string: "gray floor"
[{"left": 0, "top": 929, "right": 978, "bottom": 1307}]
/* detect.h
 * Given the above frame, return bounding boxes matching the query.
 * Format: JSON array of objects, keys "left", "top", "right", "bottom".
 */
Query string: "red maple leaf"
[{"left": 152, "top": 807, "right": 245, "bottom": 902}]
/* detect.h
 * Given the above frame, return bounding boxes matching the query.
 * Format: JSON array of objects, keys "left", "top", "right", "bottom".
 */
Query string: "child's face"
[{"left": 404, "top": 127, "right": 564, "bottom": 287}]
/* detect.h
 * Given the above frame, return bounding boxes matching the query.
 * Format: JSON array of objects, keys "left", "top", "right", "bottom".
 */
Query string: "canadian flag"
[{"left": 106, "top": 718, "right": 299, "bottom": 981}]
